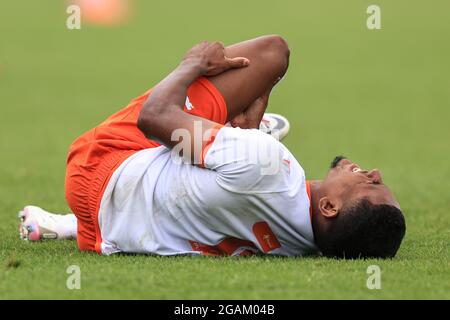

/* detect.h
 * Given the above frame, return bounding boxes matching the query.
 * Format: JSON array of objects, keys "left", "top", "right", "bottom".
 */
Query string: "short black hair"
[
  {"left": 317, "top": 199, "right": 406, "bottom": 259},
  {"left": 330, "top": 155, "right": 347, "bottom": 168}
]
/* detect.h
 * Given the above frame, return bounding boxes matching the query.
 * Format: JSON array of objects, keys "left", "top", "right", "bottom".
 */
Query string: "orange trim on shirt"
[
  {"left": 306, "top": 180, "right": 312, "bottom": 222},
  {"left": 189, "top": 237, "right": 258, "bottom": 256}
]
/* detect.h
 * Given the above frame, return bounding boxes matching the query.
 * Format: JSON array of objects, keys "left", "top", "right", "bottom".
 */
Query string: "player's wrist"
[{"left": 180, "top": 56, "right": 208, "bottom": 76}]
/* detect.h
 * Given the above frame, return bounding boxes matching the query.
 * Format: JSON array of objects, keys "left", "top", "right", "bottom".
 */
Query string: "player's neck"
[
  {"left": 308, "top": 180, "right": 323, "bottom": 239},
  {"left": 309, "top": 180, "right": 322, "bottom": 201}
]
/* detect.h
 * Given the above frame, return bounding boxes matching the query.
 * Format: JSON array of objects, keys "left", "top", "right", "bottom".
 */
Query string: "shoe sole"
[
  {"left": 18, "top": 206, "right": 58, "bottom": 241},
  {"left": 18, "top": 206, "right": 40, "bottom": 241},
  {"left": 263, "top": 113, "right": 290, "bottom": 141}
]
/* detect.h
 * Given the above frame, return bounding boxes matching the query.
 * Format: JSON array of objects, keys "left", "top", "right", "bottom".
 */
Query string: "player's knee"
[
  {"left": 267, "top": 35, "right": 290, "bottom": 60},
  {"left": 261, "top": 35, "right": 290, "bottom": 78}
]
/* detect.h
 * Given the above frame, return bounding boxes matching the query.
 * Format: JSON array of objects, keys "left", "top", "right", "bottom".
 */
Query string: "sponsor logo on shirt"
[
  {"left": 252, "top": 221, "right": 281, "bottom": 252},
  {"left": 185, "top": 96, "right": 194, "bottom": 110}
]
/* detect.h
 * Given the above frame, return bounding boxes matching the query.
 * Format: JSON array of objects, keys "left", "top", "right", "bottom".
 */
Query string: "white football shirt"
[{"left": 98, "top": 127, "right": 319, "bottom": 256}]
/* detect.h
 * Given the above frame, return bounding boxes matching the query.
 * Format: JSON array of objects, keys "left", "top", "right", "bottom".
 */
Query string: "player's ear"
[{"left": 318, "top": 196, "right": 339, "bottom": 218}]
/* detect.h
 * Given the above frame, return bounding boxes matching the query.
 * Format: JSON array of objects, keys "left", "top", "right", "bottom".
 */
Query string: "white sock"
[{"left": 55, "top": 213, "right": 78, "bottom": 239}]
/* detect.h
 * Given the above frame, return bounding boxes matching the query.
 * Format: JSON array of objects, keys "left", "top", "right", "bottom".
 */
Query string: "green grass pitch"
[{"left": 0, "top": 0, "right": 449, "bottom": 299}]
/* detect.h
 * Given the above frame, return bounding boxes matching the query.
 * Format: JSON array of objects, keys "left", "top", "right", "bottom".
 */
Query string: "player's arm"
[{"left": 137, "top": 41, "right": 249, "bottom": 160}]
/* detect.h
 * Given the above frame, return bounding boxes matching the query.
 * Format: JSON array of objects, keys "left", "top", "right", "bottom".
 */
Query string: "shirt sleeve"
[{"left": 203, "top": 127, "right": 294, "bottom": 194}]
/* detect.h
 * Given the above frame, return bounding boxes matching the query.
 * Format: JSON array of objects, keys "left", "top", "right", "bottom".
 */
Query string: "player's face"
[{"left": 322, "top": 156, "right": 400, "bottom": 209}]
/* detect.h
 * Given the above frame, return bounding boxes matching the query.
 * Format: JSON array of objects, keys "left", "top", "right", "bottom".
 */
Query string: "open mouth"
[{"left": 350, "top": 164, "right": 370, "bottom": 174}]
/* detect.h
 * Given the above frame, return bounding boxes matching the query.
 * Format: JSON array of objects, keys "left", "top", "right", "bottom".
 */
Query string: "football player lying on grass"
[{"left": 18, "top": 35, "right": 406, "bottom": 258}]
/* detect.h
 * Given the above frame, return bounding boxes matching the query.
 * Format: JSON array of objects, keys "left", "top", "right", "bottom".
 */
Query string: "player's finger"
[{"left": 225, "top": 57, "right": 250, "bottom": 69}]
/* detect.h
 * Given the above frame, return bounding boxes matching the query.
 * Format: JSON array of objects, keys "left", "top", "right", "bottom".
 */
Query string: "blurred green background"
[{"left": 0, "top": 0, "right": 449, "bottom": 299}]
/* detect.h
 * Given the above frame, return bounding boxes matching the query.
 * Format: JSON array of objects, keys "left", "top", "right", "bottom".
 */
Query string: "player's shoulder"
[
  {"left": 211, "top": 126, "right": 285, "bottom": 166},
  {"left": 215, "top": 126, "right": 283, "bottom": 151},
  {"left": 208, "top": 126, "right": 303, "bottom": 194}
]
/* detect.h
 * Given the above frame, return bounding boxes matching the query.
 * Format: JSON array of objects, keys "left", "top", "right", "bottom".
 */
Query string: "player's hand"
[{"left": 183, "top": 41, "right": 250, "bottom": 76}]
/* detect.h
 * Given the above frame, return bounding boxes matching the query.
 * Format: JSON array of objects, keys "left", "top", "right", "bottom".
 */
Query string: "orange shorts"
[{"left": 65, "top": 77, "right": 227, "bottom": 253}]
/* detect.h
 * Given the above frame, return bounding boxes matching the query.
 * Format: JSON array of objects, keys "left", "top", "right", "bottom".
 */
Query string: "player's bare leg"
[
  {"left": 208, "top": 35, "right": 290, "bottom": 121},
  {"left": 228, "top": 88, "right": 291, "bottom": 141},
  {"left": 208, "top": 35, "right": 290, "bottom": 139}
]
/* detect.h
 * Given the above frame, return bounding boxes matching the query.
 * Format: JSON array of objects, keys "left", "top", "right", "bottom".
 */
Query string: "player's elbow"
[
  {"left": 137, "top": 102, "right": 160, "bottom": 139},
  {"left": 137, "top": 114, "right": 151, "bottom": 139}
]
